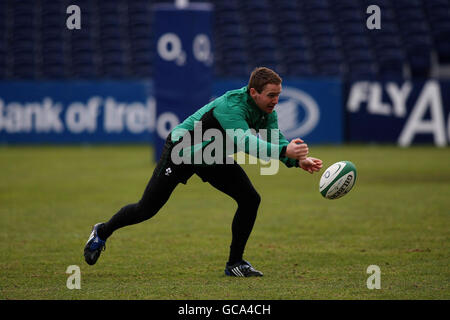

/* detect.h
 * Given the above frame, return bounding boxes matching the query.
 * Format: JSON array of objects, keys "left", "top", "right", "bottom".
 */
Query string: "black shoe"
[
  {"left": 225, "top": 260, "right": 263, "bottom": 277},
  {"left": 84, "top": 223, "right": 106, "bottom": 265}
]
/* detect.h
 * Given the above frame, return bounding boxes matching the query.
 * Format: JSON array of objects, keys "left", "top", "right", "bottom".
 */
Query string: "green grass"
[{"left": 0, "top": 144, "right": 449, "bottom": 299}]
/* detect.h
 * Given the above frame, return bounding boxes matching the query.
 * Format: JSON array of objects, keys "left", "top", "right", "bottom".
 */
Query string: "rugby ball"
[{"left": 319, "top": 161, "right": 357, "bottom": 199}]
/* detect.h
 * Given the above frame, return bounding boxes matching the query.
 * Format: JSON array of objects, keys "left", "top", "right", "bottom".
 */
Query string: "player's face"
[{"left": 250, "top": 83, "right": 282, "bottom": 114}]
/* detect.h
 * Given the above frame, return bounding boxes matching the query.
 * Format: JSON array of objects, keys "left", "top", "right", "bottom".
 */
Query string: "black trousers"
[{"left": 99, "top": 135, "right": 261, "bottom": 264}]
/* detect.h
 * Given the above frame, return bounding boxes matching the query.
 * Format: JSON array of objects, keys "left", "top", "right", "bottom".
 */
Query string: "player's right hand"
[
  {"left": 286, "top": 138, "right": 308, "bottom": 160},
  {"left": 299, "top": 157, "right": 323, "bottom": 174}
]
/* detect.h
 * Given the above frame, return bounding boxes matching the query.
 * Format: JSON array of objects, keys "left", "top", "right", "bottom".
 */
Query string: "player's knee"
[
  {"left": 252, "top": 191, "right": 261, "bottom": 207},
  {"left": 134, "top": 201, "right": 154, "bottom": 220},
  {"left": 239, "top": 190, "right": 260, "bottom": 210}
]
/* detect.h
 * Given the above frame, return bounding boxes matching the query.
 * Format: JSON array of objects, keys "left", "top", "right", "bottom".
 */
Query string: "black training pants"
[{"left": 99, "top": 135, "right": 261, "bottom": 264}]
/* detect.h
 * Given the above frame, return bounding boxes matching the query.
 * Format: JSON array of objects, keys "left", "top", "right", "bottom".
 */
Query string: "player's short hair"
[{"left": 248, "top": 67, "right": 282, "bottom": 93}]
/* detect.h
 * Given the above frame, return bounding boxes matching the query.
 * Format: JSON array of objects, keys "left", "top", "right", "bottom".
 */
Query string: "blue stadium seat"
[
  {"left": 131, "top": 37, "right": 152, "bottom": 53},
  {"left": 12, "top": 25, "right": 35, "bottom": 42},
  {"left": 312, "top": 35, "right": 341, "bottom": 50},
  {"left": 392, "top": 0, "right": 423, "bottom": 9},
  {"left": 342, "top": 35, "right": 370, "bottom": 51},
  {"left": 397, "top": 8, "right": 427, "bottom": 22},
  {"left": 71, "top": 52, "right": 99, "bottom": 78},
  {"left": 304, "top": 9, "right": 333, "bottom": 24},
  {"left": 250, "top": 36, "right": 277, "bottom": 50},
  {"left": 241, "top": 0, "right": 270, "bottom": 11},
  {"left": 12, "top": 40, "right": 35, "bottom": 58},
  {"left": 316, "top": 63, "right": 344, "bottom": 76},
  {"left": 430, "top": 20, "right": 450, "bottom": 63},
  {"left": 285, "top": 63, "right": 315, "bottom": 77},
  {"left": 42, "top": 40, "right": 64, "bottom": 54},
  {"left": 132, "top": 49, "right": 153, "bottom": 65},
  {"left": 13, "top": 58, "right": 36, "bottom": 79},
  {"left": 424, "top": 0, "right": 450, "bottom": 12},
  {"left": 219, "top": 38, "right": 246, "bottom": 52},
  {"left": 339, "top": 22, "right": 367, "bottom": 36},
  {"left": 373, "top": 21, "right": 399, "bottom": 35},
  {"left": 408, "top": 53, "right": 431, "bottom": 77},
  {"left": 244, "top": 11, "right": 272, "bottom": 25},
  {"left": 377, "top": 49, "right": 405, "bottom": 75},
  {"left": 274, "top": 10, "right": 302, "bottom": 25},
  {"left": 284, "top": 49, "right": 313, "bottom": 65},
  {"left": 221, "top": 62, "right": 249, "bottom": 77},
  {"left": 281, "top": 36, "right": 310, "bottom": 53},
  {"left": 100, "top": 13, "right": 122, "bottom": 29},
  {"left": 316, "top": 49, "right": 344, "bottom": 64},
  {"left": 278, "top": 22, "right": 306, "bottom": 38},
  {"left": 42, "top": 60, "right": 67, "bottom": 79},
  {"left": 301, "top": 0, "right": 330, "bottom": 10},
  {"left": 222, "top": 51, "right": 247, "bottom": 64},
  {"left": 212, "top": 0, "right": 240, "bottom": 12},
  {"left": 360, "top": 0, "right": 393, "bottom": 9},
  {"left": 404, "top": 34, "right": 433, "bottom": 51},
  {"left": 307, "top": 23, "right": 337, "bottom": 37},
  {"left": 247, "top": 24, "right": 275, "bottom": 38},
  {"left": 372, "top": 35, "right": 402, "bottom": 51},
  {"left": 274, "top": 0, "right": 300, "bottom": 11},
  {"left": 0, "top": 39, "right": 6, "bottom": 77},
  {"left": 215, "top": 11, "right": 240, "bottom": 26},
  {"left": 254, "top": 50, "right": 277, "bottom": 65},
  {"left": 346, "top": 61, "right": 378, "bottom": 79},
  {"left": 347, "top": 49, "right": 374, "bottom": 64},
  {"left": 217, "top": 24, "right": 243, "bottom": 38},
  {"left": 400, "top": 21, "right": 430, "bottom": 35},
  {"left": 335, "top": 8, "right": 365, "bottom": 23},
  {"left": 335, "top": 0, "right": 361, "bottom": 10}
]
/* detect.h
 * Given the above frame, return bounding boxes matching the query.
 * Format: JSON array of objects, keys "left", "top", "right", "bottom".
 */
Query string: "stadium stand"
[{"left": 0, "top": 0, "right": 449, "bottom": 80}]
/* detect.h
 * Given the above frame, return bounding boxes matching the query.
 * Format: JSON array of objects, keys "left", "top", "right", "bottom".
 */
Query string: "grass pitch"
[{"left": 0, "top": 144, "right": 449, "bottom": 299}]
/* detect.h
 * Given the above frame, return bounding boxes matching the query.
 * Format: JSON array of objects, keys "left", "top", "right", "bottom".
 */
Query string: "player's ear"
[{"left": 249, "top": 87, "right": 258, "bottom": 98}]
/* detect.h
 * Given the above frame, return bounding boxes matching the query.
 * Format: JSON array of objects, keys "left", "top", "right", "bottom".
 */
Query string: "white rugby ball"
[{"left": 319, "top": 161, "right": 357, "bottom": 199}]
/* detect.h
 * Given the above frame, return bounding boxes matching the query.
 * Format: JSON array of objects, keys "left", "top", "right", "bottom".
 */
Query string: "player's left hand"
[{"left": 299, "top": 157, "right": 323, "bottom": 174}]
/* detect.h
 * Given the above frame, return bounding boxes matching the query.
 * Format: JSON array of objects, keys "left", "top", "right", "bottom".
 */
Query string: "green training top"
[{"left": 170, "top": 86, "right": 298, "bottom": 168}]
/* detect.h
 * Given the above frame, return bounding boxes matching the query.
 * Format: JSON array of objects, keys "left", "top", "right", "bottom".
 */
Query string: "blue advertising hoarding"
[
  {"left": 0, "top": 78, "right": 343, "bottom": 147},
  {"left": 2, "top": 77, "right": 449, "bottom": 147},
  {"left": 0, "top": 77, "right": 344, "bottom": 147},
  {"left": 345, "top": 79, "right": 450, "bottom": 146}
]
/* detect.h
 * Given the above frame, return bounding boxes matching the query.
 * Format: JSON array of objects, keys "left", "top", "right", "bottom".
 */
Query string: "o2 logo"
[
  {"left": 192, "top": 34, "right": 213, "bottom": 66},
  {"left": 157, "top": 33, "right": 213, "bottom": 66},
  {"left": 157, "top": 33, "right": 186, "bottom": 66}
]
